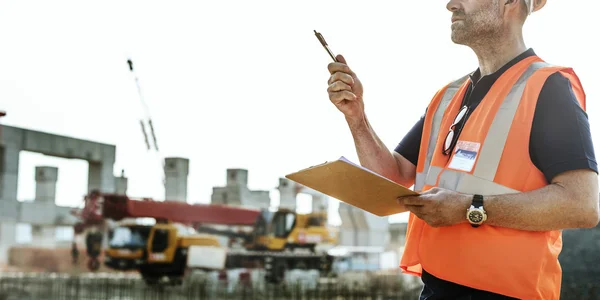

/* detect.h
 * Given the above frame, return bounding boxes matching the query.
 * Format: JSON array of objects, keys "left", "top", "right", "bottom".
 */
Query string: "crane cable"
[
  {"left": 127, "top": 58, "right": 166, "bottom": 185},
  {"left": 127, "top": 58, "right": 159, "bottom": 152}
]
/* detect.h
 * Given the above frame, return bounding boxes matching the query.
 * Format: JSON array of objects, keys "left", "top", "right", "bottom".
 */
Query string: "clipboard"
[{"left": 285, "top": 156, "right": 418, "bottom": 217}]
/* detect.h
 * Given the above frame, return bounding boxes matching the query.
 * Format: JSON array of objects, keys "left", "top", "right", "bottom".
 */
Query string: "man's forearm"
[
  {"left": 347, "top": 115, "right": 413, "bottom": 187},
  {"left": 483, "top": 171, "right": 599, "bottom": 231}
]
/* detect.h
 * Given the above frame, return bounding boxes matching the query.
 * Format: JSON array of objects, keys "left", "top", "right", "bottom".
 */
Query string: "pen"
[{"left": 314, "top": 30, "right": 338, "bottom": 62}]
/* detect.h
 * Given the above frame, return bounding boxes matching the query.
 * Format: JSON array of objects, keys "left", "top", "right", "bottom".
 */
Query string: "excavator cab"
[
  {"left": 104, "top": 224, "right": 151, "bottom": 270},
  {"left": 139, "top": 222, "right": 224, "bottom": 284},
  {"left": 251, "top": 209, "right": 334, "bottom": 253},
  {"left": 146, "top": 223, "right": 181, "bottom": 264}
]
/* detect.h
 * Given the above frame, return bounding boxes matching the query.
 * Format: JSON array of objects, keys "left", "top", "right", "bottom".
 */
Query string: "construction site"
[
  {"left": 1, "top": 106, "right": 599, "bottom": 300},
  {"left": 0, "top": 109, "right": 428, "bottom": 299},
  {"left": 1, "top": 38, "right": 599, "bottom": 299}
]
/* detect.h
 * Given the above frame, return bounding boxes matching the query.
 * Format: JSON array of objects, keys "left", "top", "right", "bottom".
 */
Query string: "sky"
[{"left": 1, "top": 0, "right": 599, "bottom": 225}]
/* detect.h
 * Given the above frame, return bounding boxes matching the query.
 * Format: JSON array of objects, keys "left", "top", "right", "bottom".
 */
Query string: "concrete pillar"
[
  {"left": 277, "top": 178, "right": 297, "bottom": 210},
  {"left": 0, "top": 145, "right": 20, "bottom": 201},
  {"left": 0, "top": 145, "right": 20, "bottom": 218},
  {"left": 387, "top": 223, "right": 408, "bottom": 267},
  {"left": 227, "top": 169, "right": 248, "bottom": 187},
  {"left": 352, "top": 208, "right": 389, "bottom": 248},
  {"left": 114, "top": 169, "right": 128, "bottom": 195},
  {"left": 312, "top": 194, "right": 328, "bottom": 213},
  {"left": 388, "top": 223, "right": 407, "bottom": 251},
  {"left": 88, "top": 161, "right": 116, "bottom": 193},
  {"left": 337, "top": 202, "right": 357, "bottom": 246},
  {"left": 0, "top": 221, "right": 16, "bottom": 264},
  {"left": 164, "top": 157, "right": 189, "bottom": 202},
  {"left": 35, "top": 166, "right": 58, "bottom": 203}
]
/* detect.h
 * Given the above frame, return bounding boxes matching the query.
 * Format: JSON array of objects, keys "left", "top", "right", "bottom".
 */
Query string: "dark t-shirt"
[{"left": 394, "top": 49, "right": 598, "bottom": 299}]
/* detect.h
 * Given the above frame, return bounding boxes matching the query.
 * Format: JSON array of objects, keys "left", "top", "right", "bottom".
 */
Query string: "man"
[
  {"left": 326, "top": 0, "right": 599, "bottom": 299},
  {"left": 71, "top": 241, "right": 79, "bottom": 265}
]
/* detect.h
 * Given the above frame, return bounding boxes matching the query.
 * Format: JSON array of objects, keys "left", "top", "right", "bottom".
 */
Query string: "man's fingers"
[
  {"left": 327, "top": 81, "right": 352, "bottom": 93},
  {"left": 328, "top": 72, "right": 354, "bottom": 86},
  {"left": 329, "top": 90, "right": 357, "bottom": 103},
  {"left": 327, "top": 61, "right": 353, "bottom": 76}
]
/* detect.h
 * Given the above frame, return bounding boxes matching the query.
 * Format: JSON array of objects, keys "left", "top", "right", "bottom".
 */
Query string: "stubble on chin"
[{"left": 450, "top": 22, "right": 468, "bottom": 45}]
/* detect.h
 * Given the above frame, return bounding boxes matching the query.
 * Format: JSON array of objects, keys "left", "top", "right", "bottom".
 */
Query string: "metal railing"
[
  {"left": 0, "top": 272, "right": 421, "bottom": 300},
  {"left": 1, "top": 272, "right": 598, "bottom": 300}
]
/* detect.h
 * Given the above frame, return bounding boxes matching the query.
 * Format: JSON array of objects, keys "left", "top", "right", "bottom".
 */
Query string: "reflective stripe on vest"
[
  {"left": 472, "top": 61, "right": 551, "bottom": 181},
  {"left": 435, "top": 61, "right": 552, "bottom": 194},
  {"left": 414, "top": 75, "right": 469, "bottom": 192}
]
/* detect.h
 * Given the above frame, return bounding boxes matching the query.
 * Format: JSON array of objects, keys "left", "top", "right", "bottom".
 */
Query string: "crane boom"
[{"left": 101, "top": 194, "right": 261, "bottom": 226}]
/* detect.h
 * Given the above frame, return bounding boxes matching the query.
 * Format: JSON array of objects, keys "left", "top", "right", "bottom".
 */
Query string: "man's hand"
[
  {"left": 327, "top": 54, "right": 365, "bottom": 126},
  {"left": 399, "top": 187, "right": 472, "bottom": 228}
]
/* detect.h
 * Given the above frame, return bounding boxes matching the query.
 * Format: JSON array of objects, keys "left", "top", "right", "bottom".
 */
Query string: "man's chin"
[{"left": 450, "top": 34, "right": 465, "bottom": 45}]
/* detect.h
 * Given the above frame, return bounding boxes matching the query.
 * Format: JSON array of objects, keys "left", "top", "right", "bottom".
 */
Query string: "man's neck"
[{"left": 471, "top": 31, "right": 527, "bottom": 77}]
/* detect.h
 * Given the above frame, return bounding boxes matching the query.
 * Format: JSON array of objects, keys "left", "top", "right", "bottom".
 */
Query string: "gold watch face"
[{"left": 468, "top": 211, "right": 484, "bottom": 223}]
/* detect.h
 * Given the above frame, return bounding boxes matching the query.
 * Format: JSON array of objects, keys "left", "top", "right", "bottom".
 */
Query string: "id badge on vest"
[{"left": 447, "top": 140, "right": 480, "bottom": 172}]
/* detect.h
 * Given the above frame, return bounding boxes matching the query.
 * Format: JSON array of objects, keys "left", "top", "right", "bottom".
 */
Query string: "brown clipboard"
[{"left": 285, "top": 156, "right": 418, "bottom": 217}]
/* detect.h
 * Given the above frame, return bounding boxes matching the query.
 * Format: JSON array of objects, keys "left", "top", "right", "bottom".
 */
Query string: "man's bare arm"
[
  {"left": 325, "top": 54, "right": 416, "bottom": 187},
  {"left": 484, "top": 169, "right": 600, "bottom": 231},
  {"left": 347, "top": 115, "right": 416, "bottom": 187}
]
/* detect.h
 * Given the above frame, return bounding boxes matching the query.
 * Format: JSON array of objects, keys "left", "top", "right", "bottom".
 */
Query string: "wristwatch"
[{"left": 466, "top": 194, "right": 487, "bottom": 228}]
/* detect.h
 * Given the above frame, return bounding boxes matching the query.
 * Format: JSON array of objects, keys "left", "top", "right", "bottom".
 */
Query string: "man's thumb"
[{"left": 336, "top": 54, "right": 347, "bottom": 64}]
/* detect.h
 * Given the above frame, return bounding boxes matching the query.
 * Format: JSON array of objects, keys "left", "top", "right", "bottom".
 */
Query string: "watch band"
[
  {"left": 470, "top": 194, "right": 485, "bottom": 228},
  {"left": 472, "top": 194, "right": 483, "bottom": 208}
]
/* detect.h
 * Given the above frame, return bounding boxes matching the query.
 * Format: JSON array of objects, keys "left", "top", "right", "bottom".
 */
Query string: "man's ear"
[
  {"left": 532, "top": 0, "right": 547, "bottom": 12},
  {"left": 503, "top": 0, "right": 522, "bottom": 14}
]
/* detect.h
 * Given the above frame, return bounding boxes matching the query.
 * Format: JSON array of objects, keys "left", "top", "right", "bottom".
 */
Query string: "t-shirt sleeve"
[
  {"left": 394, "top": 113, "right": 425, "bottom": 167},
  {"left": 530, "top": 72, "right": 598, "bottom": 183}
]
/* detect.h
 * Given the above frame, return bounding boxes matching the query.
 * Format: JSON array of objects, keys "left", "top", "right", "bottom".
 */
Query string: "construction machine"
[{"left": 73, "top": 192, "right": 338, "bottom": 284}]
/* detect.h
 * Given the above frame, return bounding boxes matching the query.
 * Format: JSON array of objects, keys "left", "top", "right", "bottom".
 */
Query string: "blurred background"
[{"left": 1, "top": 0, "right": 599, "bottom": 299}]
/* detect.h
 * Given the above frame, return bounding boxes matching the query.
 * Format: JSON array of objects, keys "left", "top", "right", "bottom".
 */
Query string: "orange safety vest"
[{"left": 400, "top": 55, "right": 586, "bottom": 300}]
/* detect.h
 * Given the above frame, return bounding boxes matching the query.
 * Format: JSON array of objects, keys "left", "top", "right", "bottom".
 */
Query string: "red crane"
[{"left": 71, "top": 191, "right": 261, "bottom": 270}]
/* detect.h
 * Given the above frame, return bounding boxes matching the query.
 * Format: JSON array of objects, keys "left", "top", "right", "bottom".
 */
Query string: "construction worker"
[
  {"left": 71, "top": 241, "right": 79, "bottom": 265},
  {"left": 326, "top": 0, "right": 598, "bottom": 299}
]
